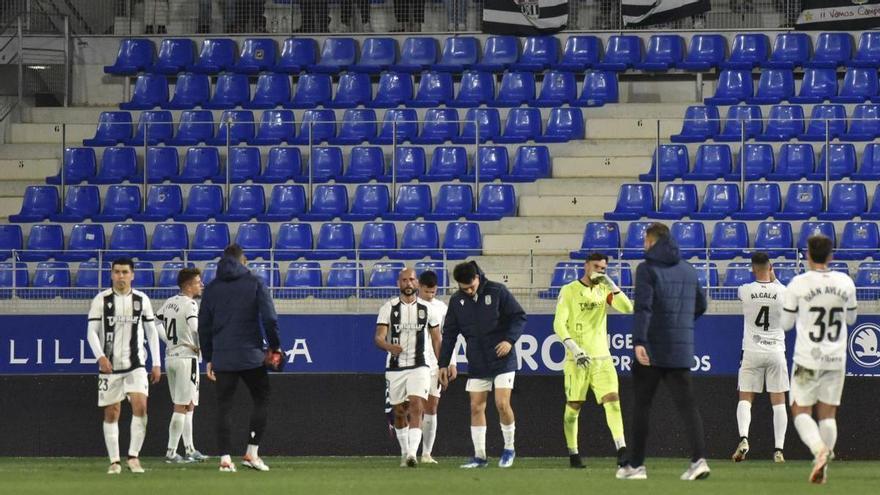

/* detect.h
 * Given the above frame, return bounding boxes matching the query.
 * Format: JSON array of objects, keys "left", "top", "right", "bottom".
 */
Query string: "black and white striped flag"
[
  {"left": 482, "top": 0, "right": 568, "bottom": 35},
  {"left": 622, "top": 0, "right": 710, "bottom": 27},
  {"left": 796, "top": 0, "right": 880, "bottom": 30}
]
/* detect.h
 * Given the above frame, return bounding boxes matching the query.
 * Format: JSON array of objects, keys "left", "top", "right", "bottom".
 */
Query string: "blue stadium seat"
[
  {"left": 233, "top": 38, "right": 277, "bottom": 74},
  {"left": 472, "top": 36, "right": 519, "bottom": 72},
  {"left": 379, "top": 146, "right": 426, "bottom": 182},
  {"left": 462, "top": 146, "right": 509, "bottom": 182},
  {"left": 537, "top": 107, "right": 584, "bottom": 143},
  {"left": 411, "top": 71, "right": 454, "bottom": 107},
  {"left": 818, "top": 183, "right": 867, "bottom": 220},
  {"left": 246, "top": 73, "right": 291, "bottom": 109},
  {"left": 9, "top": 186, "right": 59, "bottom": 223},
  {"left": 154, "top": 261, "right": 195, "bottom": 298},
  {"left": 126, "top": 110, "right": 173, "bottom": 145},
  {"left": 721, "top": 33, "right": 769, "bottom": 69},
  {"left": 258, "top": 184, "right": 306, "bottom": 222},
  {"left": 331, "top": 109, "right": 377, "bottom": 145},
  {"left": 806, "top": 32, "right": 853, "bottom": 68},
  {"left": 636, "top": 34, "right": 684, "bottom": 71},
  {"left": 352, "top": 37, "right": 397, "bottom": 73},
  {"left": 121, "top": 73, "right": 168, "bottom": 110},
  {"left": 142, "top": 146, "right": 179, "bottom": 183},
  {"left": 0, "top": 225, "right": 22, "bottom": 261},
  {"left": 412, "top": 108, "right": 458, "bottom": 144},
  {"left": 93, "top": 146, "right": 139, "bottom": 184},
  {"left": 754, "top": 222, "right": 794, "bottom": 258},
  {"left": 691, "top": 183, "right": 740, "bottom": 220},
  {"left": 848, "top": 32, "right": 880, "bottom": 68},
  {"left": 57, "top": 224, "right": 105, "bottom": 262},
  {"left": 677, "top": 34, "right": 726, "bottom": 71},
  {"left": 509, "top": 36, "right": 559, "bottom": 71},
  {"left": 276, "top": 38, "right": 318, "bottom": 73},
  {"left": 217, "top": 185, "right": 265, "bottom": 221},
  {"left": 648, "top": 184, "right": 698, "bottom": 220},
  {"left": 142, "top": 223, "right": 188, "bottom": 261},
  {"left": 723, "top": 262, "right": 754, "bottom": 287},
  {"left": 274, "top": 223, "right": 313, "bottom": 260},
  {"left": 385, "top": 184, "right": 432, "bottom": 221},
  {"left": 606, "top": 262, "right": 634, "bottom": 296},
  {"left": 767, "top": 143, "right": 814, "bottom": 181},
  {"left": 467, "top": 184, "right": 516, "bottom": 221},
  {"left": 163, "top": 72, "right": 210, "bottom": 109},
  {"left": 300, "top": 184, "right": 349, "bottom": 221},
  {"left": 397, "top": 222, "right": 440, "bottom": 259},
  {"left": 370, "top": 71, "right": 413, "bottom": 108},
  {"left": 670, "top": 105, "right": 720, "bottom": 142},
  {"left": 725, "top": 143, "right": 773, "bottom": 181},
  {"left": 287, "top": 73, "right": 332, "bottom": 109},
  {"left": 539, "top": 261, "right": 582, "bottom": 299},
  {"left": 82, "top": 111, "right": 132, "bottom": 146},
  {"left": 105, "top": 39, "right": 154, "bottom": 74},
  {"left": 570, "top": 221, "right": 620, "bottom": 259},
  {"left": 758, "top": 104, "right": 805, "bottom": 141},
  {"left": 553, "top": 35, "right": 600, "bottom": 72},
  {"left": 622, "top": 222, "right": 652, "bottom": 260},
  {"left": 69, "top": 261, "right": 108, "bottom": 298},
  {"left": 776, "top": 183, "right": 824, "bottom": 220},
  {"left": 422, "top": 146, "right": 467, "bottom": 182},
  {"left": 450, "top": 70, "right": 495, "bottom": 108},
  {"left": 279, "top": 261, "right": 322, "bottom": 299},
  {"left": 189, "top": 38, "right": 237, "bottom": 74},
  {"left": 843, "top": 104, "right": 880, "bottom": 141},
  {"left": 27, "top": 261, "right": 70, "bottom": 298},
  {"left": 250, "top": 109, "right": 296, "bottom": 145},
  {"left": 732, "top": 183, "right": 782, "bottom": 220},
  {"left": 605, "top": 184, "right": 654, "bottom": 221},
  {"left": 794, "top": 222, "right": 836, "bottom": 257},
  {"left": 50, "top": 185, "right": 100, "bottom": 222},
  {"left": 205, "top": 73, "right": 250, "bottom": 109},
  {"left": 691, "top": 263, "right": 719, "bottom": 294},
  {"left": 596, "top": 35, "right": 643, "bottom": 71},
  {"left": 684, "top": 144, "right": 732, "bottom": 180},
  {"left": 747, "top": 69, "right": 794, "bottom": 104},
  {"left": 765, "top": 33, "right": 811, "bottom": 69},
  {"left": 855, "top": 262, "right": 880, "bottom": 300},
  {"left": 202, "top": 262, "right": 217, "bottom": 284},
  {"left": 709, "top": 222, "right": 749, "bottom": 259},
  {"left": 839, "top": 222, "right": 880, "bottom": 260},
  {"left": 854, "top": 143, "right": 880, "bottom": 180},
  {"left": 311, "top": 38, "right": 357, "bottom": 73},
  {"left": 176, "top": 147, "right": 220, "bottom": 183},
  {"left": 318, "top": 261, "right": 365, "bottom": 298},
  {"left": 108, "top": 223, "right": 147, "bottom": 259},
  {"left": 799, "top": 104, "right": 847, "bottom": 141},
  {"left": 298, "top": 146, "right": 342, "bottom": 183},
  {"left": 18, "top": 224, "right": 63, "bottom": 261},
  {"left": 253, "top": 147, "right": 300, "bottom": 184},
  {"left": 433, "top": 36, "right": 479, "bottom": 72},
  {"left": 442, "top": 222, "right": 482, "bottom": 259},
  {"left": 167, "top": 109, "right": 213, "bottom": 146},
  {"left": 790, "top": 68, "right": 838, "bottom": 103},
  {"left": 235, "top": 223, "right": 272, "bottom": 260},
  {"left": 372, "top": 108, "right": 418, "bottom": 145},
  {"left": 190, "top": 223, "right": 230, "bottom": 260},
  {"left": 496, "top": 107, "right": 542, "bottom": 143},
  {"left": 174, "top": 184, "right": 223, "bottom": 221},
  {"left": 426, "top": 184, "right": 473, "bottom": 220},
  {"left": 494, "top": 71, "right": 536, "bottom": 107},
  {"left": 715, "top": 105, "right": 762, "bottom": 142},
  {"left": 47, "top": 147, "right": 96, "bottom": 185},
  {"left": 133, "top": 185, "right": 182, "bottom": 221},
  {"left": 705, "top": 70, "right": 752, "bottom": 105},
  {"left": 358, "top": 222, "right": 397, "bottom": 259},
  {"left": 394, "top": 37, "right": 439, "bottom": 73},
  {"left": 366, "top": 261, "right": 405, "bottom": 298},
  {"left": 453, "top": 108, "right": 500, "bottom": 144},
  {"left": 344, "top": 146, "right": 385, "bottom": 182},
  {"left": 308, "top": 223, "right": 356, "bottom": 260},
  {"left": 93, "top": 185, "right": 141, "bottom": 222},
  {"left": 810, "top": 143, "right": 857, "bottom": 180},
  {"left": 575, "top": 70, "right": 619, "bottom": 107},
  {"left": 672, "top": 222, "right": 707, "bottom": 259},
  {"left": 533, "top": 70, "right": 576, "bottom": 107},
  {"left": 831, "top": 68, "right": 878, "bottom": 103},
  {"left": 293, "top": 109, "right": 337, "bottom": 144},
  {"left": 503, "top": 145, "right": 551, "bottom": 181},
  {"left": 638, "top": 144, "right": 689, "bottom": 182},
  {"left": 207, "top": 109, "right": 255, "bottom": 145},
  {"left": 342, "top": 184, "right": 390, "bottom": 221}
]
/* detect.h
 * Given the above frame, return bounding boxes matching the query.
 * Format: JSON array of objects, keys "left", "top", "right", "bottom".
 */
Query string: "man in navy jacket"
[
  {"left": 617, "top": 223, "right": 710, "bottom": 481},
  {"left": 439, "top": 261, "right": 526, "bottom": 469}
]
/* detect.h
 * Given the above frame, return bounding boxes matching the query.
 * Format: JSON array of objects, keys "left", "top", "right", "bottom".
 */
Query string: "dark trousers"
[
  {"left": 341, "top": 0, "right": 370, "bottom": 25},
  {"left": 215, "top": 366, "right": 270, "bottom": 455},
  {"left": 394, "top": 0, "right": 426, "bottom": 25},
  {"left": 629, "top": 362, "right": 707, "bottom": 467}
]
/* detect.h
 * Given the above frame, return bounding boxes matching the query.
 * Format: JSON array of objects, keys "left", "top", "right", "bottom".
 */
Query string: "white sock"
[
  {"left": 818, "top": 419, "right": 837, "bottom": 454},
  {"left": 221, "top": 454, "right": 232, "bottom": 465},
  {"left": 395, "top": 427, "right": 409, "bottom": 457},
  {"left": 407, "top": 427, "right": 423, "bottom": 458},
  {"left": 183, "top": 411, "right": 195, "bottom": 453},
  {"left": 772, "top": 404, "right": 788, "bottom": 450},
  {"left": 167, "top": 412, "right": 186, "bottom": 454},
  {"left": 246, "top": 444, "right": 259, "bottom": 459},
  {"left": 794, "top": 413, "right": 826, "bottom": 456},
  {"left": 421, "top": 414, "right": 437, "bottom": 456},
  {"left": 103, "top": 421, "right": 120, "bottom": 463},
  {"left": 736, "top": 400, "right": 752, "bottom": 439},
  {"left": 500, "top": 422, "right": 515, "bottom": 450},
  {"left": 129, "top": 415, "right": 147, "bottom": 458},
  {"left": 471, "top": 426, "right": 487, "bottom": 460},
  {"left": 614, "top": 437, "right": 626, "bottom": 450}
]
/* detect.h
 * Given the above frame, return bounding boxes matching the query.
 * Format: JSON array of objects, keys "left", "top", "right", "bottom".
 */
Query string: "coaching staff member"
[
  {"left": 617, "top": 223, "right": 710, "bottom": 481},
  {"left": 199, "top": 244, "right": 282, "bottom": 473}
]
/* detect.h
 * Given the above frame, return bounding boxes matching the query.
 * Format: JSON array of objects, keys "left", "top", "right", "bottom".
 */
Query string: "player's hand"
[
  {"left": 150, "top": 366, "right": 161, "bottom": 384},
  {"left": 97, "top": 356, "right": 113, "bottom": 374},
  {"left": 388, "top": 344, "right": 404, "bottom": 356},
  {"left": 186, "top": 344, "right": 200, "bottom": 354},
  {"left": 206, "top": 362, "right": 216, "bottom": 382},
  {"left": 439, "top": 367, "right": 449, "bottom": 390},
  {"left": 635, "top": 345, "right": 651, "bottom": 366},
  {"left": 563, "top": 338, "right": 590, "bottom": 369},
  {"left": 495, "top": 341, "right": 512, "bottom": 357},
  {"left": 600, "top": 273, "right": 621, "bottom": 293},
  {"left": 448, "top": 365, "right": 458, "bottom": 381}
]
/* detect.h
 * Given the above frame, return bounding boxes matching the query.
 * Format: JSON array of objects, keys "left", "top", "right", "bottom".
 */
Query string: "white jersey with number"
[
  {"left": 376, "top": 297, "right": 441, "bottom": 371},
  {"left": 738, "top": 280, "right": 787, "bottom": 353},
  {"left": 782, "top": 270, "right": 857, "bottom": 370},
  {"left": 424, "top": 297, "right": 448, "bottom": 368},
  {"left": 156, "top": 294, "right": 200, "bottom": 360},
  {"left": 87, "top": 288, "right": 157, "bottom": 373}
]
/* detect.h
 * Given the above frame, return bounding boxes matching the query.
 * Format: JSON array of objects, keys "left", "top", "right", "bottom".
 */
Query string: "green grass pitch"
[{"left": 1, "top": 457, "right": 878, "bottom": 495}]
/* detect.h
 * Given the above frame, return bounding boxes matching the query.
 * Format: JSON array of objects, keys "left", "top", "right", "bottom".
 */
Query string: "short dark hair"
[
  {"left": 418, "top": 270, "right": 438, "bottom": 288},
  {"left": 111, "top": 257, "right": 134, "bottom": 271},
  {"left": 645, "top": 222, "right": 670, "bottom": 241},
  {"left": 453, "top": 261, "right": 479, "bottom": 284},
  {"left": 587, "top": 253, "right": 608, "bottom": 262},
  {"left": 808, "top": 235, "right": 833, "bottom": 264},
  {"left": 223, "top": 244, "right": 244, "bottom": 259},
  {"left": 177, "top": 267, "right": 201, "bottom": 288},
  {"left": 751, "top": 252, "right": 770, "bottom": 267}
]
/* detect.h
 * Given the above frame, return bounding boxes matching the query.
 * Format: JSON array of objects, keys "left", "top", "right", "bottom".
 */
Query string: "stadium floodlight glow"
[{"left": 27, "top": 65, "right": 49, "bottom": 70}]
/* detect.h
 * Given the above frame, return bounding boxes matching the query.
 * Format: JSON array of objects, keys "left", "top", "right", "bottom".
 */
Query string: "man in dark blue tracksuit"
[
  {"left": 438, "top": 261, "right": 526, "bottom": 469},
  {"left": 617, "top": 223, "right": 710, "bottom": 481},
  {"left": 199, "top": 244, "right": 281, "bottom": 473}
]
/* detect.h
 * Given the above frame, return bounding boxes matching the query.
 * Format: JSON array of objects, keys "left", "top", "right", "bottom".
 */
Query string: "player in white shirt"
[
  {"left": 732, "top": 252, "right": 789, "bottom": 464},
  {"left": 374, "top": 268, "right": 442, "bottom": 467},
  {"left": 86, "top": 258, "right": 161, "bottom": 475},
  {"left": 156, "top": 267, "right": 208, "bottom": 464},
  {"left": 780, "top": 236, "right": 858, "bottom": 484}
]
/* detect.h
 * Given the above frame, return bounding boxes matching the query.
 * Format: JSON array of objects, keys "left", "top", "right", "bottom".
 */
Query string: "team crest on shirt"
[
  {"left": 484, "top": 295, "right": 492, "bottom": 305},
  {"left": 418, "top": 309, "right": 425, "bottom": 319},
  {"left": 133, "top": 300, "right": 141, "bottom": 312},
  {"left": 393, "top": 311, "right": 398, "bottom": 317},
  {"left": 106, "top": 302, "right": 113, "bottom": 310},
  {"left": 459, "top": 299, "right": 464, "bottom": 305}
]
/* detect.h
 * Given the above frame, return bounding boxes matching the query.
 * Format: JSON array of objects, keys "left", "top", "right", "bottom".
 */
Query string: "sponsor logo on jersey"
[{"left": 849, "top": 323, "right": 880, "bottom": 368}]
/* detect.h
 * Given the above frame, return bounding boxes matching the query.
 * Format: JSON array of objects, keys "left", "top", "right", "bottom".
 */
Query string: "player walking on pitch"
[
  {"left": 553, "top": 253, "right": 633, "bottom": 468},
  {"left": 732, "top": 252, "right": 789, "bottom": 463},
  {"left": 780, "top": 236, "right": 858, "bottom": 484},
  {"left": 86, "top": 258, "right": 162, "bottom": 474}
]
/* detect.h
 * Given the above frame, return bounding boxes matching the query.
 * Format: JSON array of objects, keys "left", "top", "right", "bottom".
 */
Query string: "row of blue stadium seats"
[
  {"left": 707, "top": 68, "right": 880, "bottom": 107},
  {"left": 571, "top": 220, "right": 880, "bottom": 261},
  {"left": 121, "top": 70, "right": 619, "bottom": 110},
  {"left": 607, "top": 182, "right": 880, "bottom": 221},
  {"left": 673, "top": 104, "right": 880, "bottom": 143},
  {"left": 84, "top": 107, "right": 585, "bottom": 147},
  {"left": 104, "top": 32, "right": 880, "bottom": 78},
  {"left": 643, "top": 143, "right": 880, "bottom": 182},
  {"left": 49, "top": 145, "right": 549, "bottom": 185},
  {"left": 0, "top": 220, "right": 482, "bottom": 263}
]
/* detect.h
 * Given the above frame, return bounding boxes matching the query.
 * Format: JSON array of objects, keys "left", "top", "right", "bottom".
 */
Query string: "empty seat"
[
  {"left": 274, "top": 223, "right": 313, "bottom": 260},
  {"left": 142, "top": 223, "right": 188, "bottom": 261},
  {"left": 691, "top": 263, "right": 720, "bottom": 297},
  {"left": 308, "top": 223, "right": 356, "bottom": 260},
  {"left": 754, "top": 222, "right": 794, "bottom": 258},
  {"left": 454, "top": 108, "right": 501, "bottom": 144},
  {"left": 672, "top": 222, "right": 707, "bottom": 259},
  {"left": 351, "top": 37, "right": 396, "bottom": 73},
  {"left": 109, "top": 223, "right": 147, "bottom": 259},
  {"left": 144, "top": 146, "right": 180, "bottom": 183},
  {"left": 380, "top": 146, "right": 426, "bottom": 182},
  {"left": 174, "top": 184, "right": 224, "bottom": 222},
  {"left": 126, "top": 110, "right": 174, "bottom": 146},
  {"left": 56, "top": 224, "right": 105, "bottom": 262},
  {"left": 534, "top": 70, "right": 576, "bottom": 107},
  {"left": 50, "top": 185, "right": 100, "bottom": 223},
  {"left": 154, "top": 261, "right": 195, "bottom": 298},
  {"left": 726, "top": 143, "right": 773, "bottom": 181},
  {"left": 163, "top": 72, "right": 211, "bottom": 109},
  {"left": 70, "top": 261, "right": 109, "bottom": 297},
  {"left": 768, "top": 143, "right": 814, "bottom": 181},
  {"left": 553, "top": 35, "right": 601, "bottom": 72},
  {"left": 510, "top": 36, "right": 559, "bottom": 71},
  {"left": 288, "top": 73, "right": 332, "bottom": 109},
  {"left": 18, "top": 224, "right": 63, "bottom": 262},
  {"left": 648, "top": 184, "right": 698, "bottom": 220},
  {"left": 394, "top": 37, "right": 438, "bottom": 73},
  {"left": 504, "top": 145, "right": 551, "bottom": 181},
  {"left": 318, "top": 261, "right": 364, "bottom": 298},
  {"left": 434, "top": 36, "right": 479, "bottom": 72},
  {"left": 776, "top": 183, "right": 824, "bottom": 220},
  {"left": 575, "top": 70, "right": 618, "bottom": 107},
  {"left": 189, "top": 38, "right": 237, "bottom": 74},
  {"left": 147, "top": 38, "right": 193, "bottom": 74},
  {"left": 372, "top": 108, "right": 418, "bottom": 145},
  {"left": 133, "top": 185, "right": 183, "bottom": 221},
  {"left": 677, "top": 34, "right": 727, "bottom": 71},
  {"left": 570, "top": 222, "right": 620, "bottom": 259},
  {"left": 691, "top": 183, "right": 740, "bottom": 220},
  {"left": 843, "top": 104, "right": 880, "bottom": 141},
  {"left": 385, "top": 184, "right": 432, "bottom": 221},
  {"left": 807, "top": 32, "right": 853, "bottom": 68},
  {"left": 732, "top": 183, "right": 782, "bottom": 220},
  {"left": 294, "top": 109, "right": 337, "bottom": 144},
  {"left": 758, "top": 105, "right": 805, "bottom": 141},
  {"left": 205, "top": 73, "right": 250, "bottom": 109},
  {"left": 9, "top": 186, "right": 59, "bottom": 223},
  {"left": 233, "top": 38, "right": 277, "bottom": 74},
  {"left": 605, "top": 184, "right": 654, "bottom": 221},
  {"left": 671, "top": 105, "right": 720, "bottom": 142},
  {"left": 451, "top": 70, "right": 495, "bottom": 108},
  {"left": 358, "top": 222, "right": 397, "bottom": 259},
  {"left": 638, "top": 144, "right": 689, "bottom": 182},
  {"left": 342, "top": 184, "right": 390, "bottom": 221},
  {"left": 279, "top": 261, "right": 322, "bottom": 298},
  {"left": 472, "top": 36, "right": 519, "bottom": 72},
  {"left": 839, "top": 222, "right": 880, "bottom": 260},
  {"left": 207, "top": 110, "right": 255, "bottom": 145},
  {"left": 246, "top": 73, "right": 291, "bottom": 110},
  {"left": 330, "top": 72, "right": 372, "bottom": 108},
  {"left": 258, "top": 184, "right": 307, "bottom": 222},
  {"left": 723, "top": 262, "right": 755, "bottom": 288},
  {"left": 299, "top": 146, "right": 343, "bottom": 182},
  {"left": 747, "top": 69, "right": 794, "bottom": 104},
  {"left": 848, "top": 32, "right": 880, "bottom": 68},
  {"left": 202, "top": 262, "right": 218, "bottom": 284},
  {"left": 709, "top": 222, "right": 749, "bottom": 259},
  {"left": 539, "top": 262, "right": 582, "bottom": 299},
  {"left": 795, "top": 222, "right": 836, "bottom": 256},
  {"left": 411, "top": 71, "right": 454, "bottom": 107},
  {"left": 496, "top": 107, "right": 542, "bottom": 143},
  {"left": 722, "top": 33, "right": 769, "bottom": 69},
  {"left": 462, "top": 146, "right": 509, "bottom": 182},
  {"left": 413, "top": 108, "right": 459, "bottom": 144},
  {"left": 810, "top": 143, "right": 857, "bottom": 180},
  {"left": 622, "top": 222, "right": 652, "bottom": 260},
  {"left": 494, "top": 71, "right": 536, "bottom": 107},
  {"left": 216, "top": 185, "right": 265, "bottom": 221},
  {"left": 215, "top": 146, "right": 262, "bottom": 183},
  {"left": 832, "top": 68, "right": 878, "bottom": 103},
  {"left": 426, "top": 184, "right": 474, "bottom": 220},
  {"left": 311, "top": 38, "right": 357, "bottom": 73},
  {"left": 190, "top": 223, "right": 230, "bottom": 260},
  {"left": 537, "top": 107, "right": 584, "bottom": 143},
  {"left": 251, "top": 109, "right": 296, "bottom": 145},
  {"left": 442, "top": 222, "right": 482, "bottom": 259},
  {"left": 93, "top": 185, "right": 141, "bottom": 222},
  {"left": 235, "top": 223, "right": 272, "bottom": 260},
  {"left": 94, "top": 147, "right": 138, "bottom": 184},
  {"left": 27, "top": 262, "right": 71, "bottom": 298},
  {"left": 367, "top": 261, "right": 406, "bottom": 298},
  {"left": 47, "top": 147, "right": 96, "bottom": 185},
  {"left": 105, "top": 39, "right": 155, "bottom": 74},
  {"left": 800, "top": 104, "right": 847, "bottom": 141},
  {"left": 705, "top": 70, "right": 752, "bottom": 105},
  {"left": 332, "top": 109, "right": 377, "bottom": 145},
  {"left": 636, "top": 35, "right": 684, "bottom": 71},
  {"left": 790, "top": 68, "right": 838, "bottom": 103},
  {"left": 344, "top": 146, "right": 386, "bottom": 182},
  {"left": 765, "top": 33, "right": 811, "bottom": 69},
  {"left": 855, "top": 263, "right": 880, "bottom": 300},
  {"left": 370, "top": 71, "right": 414, "bottom": 108},
  {"left": 276, "top": 38, "right": 318, "bottom": 73},
  {"left": 176, "top": 147, "right": 220, "bottom": 183},
  {"left": 301, "top": 184, "right": 349, "bottom": 221},
  {"left": 467, "top": 184, "right": 516, "bottom": 221},
  {"left": 0, "top": 225, "right": 22, "bottom": 261},
  {"left": 818, "top": 182, "right": 867, "bottom": 221},
  {"left": 167, "top": 110, "right": 214, "bottom": 145},
  {"left": 854, "top": 143, "right": 880, "bottom": 180},
  {"left": 121, "top": 73, "right": 168, "bottom": 110},
  {"left": 423, "top": 146, "right": 467, "bottom": 182},
  {"left": 82, "top": 111, "right": 132, "bottom": 146},
  {"left": 397, "top": 222, "right": 440, "bottom": 259},
  {"left": 596, "top": 35, "right": 643, "bottom": 71},
  {"left": 716, "top": 105, "right": 763, "bottom": 142},
  {"left": 684, "top": 144, "right": 732, "bottom": 180}
]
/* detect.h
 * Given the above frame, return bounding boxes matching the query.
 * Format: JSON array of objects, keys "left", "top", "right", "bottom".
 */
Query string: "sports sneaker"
[
  {"left": 810, "top": 449, "right": 830, "bottom": 484},
  {"left": 421, "top": 454, "right": 438, "bottom": 464},
  {"left": 165, "top": 453, "right": 189, "bottom": 464},
  {"left": 616, "top": 465, "right": 647, "bottom": 480},
  {"left": 680, "top": 458, "right": 711, "bottom": 481},
  {"left": 185, "top": 450, "right": 209, "bottom": 462},
  {"left": 219, "top": 460, "right": 236, "bottom": 472},
  {"left": 616, "top": 447, "right": 627, "bottom": 467},
  {"left": 126, "top": 457, "right": 145, "bottom": 474},
  {"left": 774, "top": 450, "right": 785, "bottom": 463},
  {"left": 405, "top": 455, "right": 418, "bottom": 468},
  {"left": 498, "top": 449, "right": 515, "bottom": 468},
  {"left": 107, "top": 462, "right": 122, "bottom": 475},
  {"left": 460, "top": 457, "right": 489, "bottom": 469},
  {"left": 732, "top": 437, "right": 749, "bottom": 462},
  {"left": 242, "top": 455, "right": 270, "bottom": 472},
  {"left": 569, "top": 454, "right": 585, "bottom": 469}
]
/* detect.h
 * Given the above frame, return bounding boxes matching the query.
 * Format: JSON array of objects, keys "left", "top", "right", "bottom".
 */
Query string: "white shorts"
[
  {"left": 429, "top": 366, "right": 442, "bottom": 398},
  {"left": 738, "top": 351, "right": 790, "bottom": 394},
  {"left": 386, "top": 367, "right": 431, "bottom": 405},
  {"left": 790, "top": 364, "right": 846, "bottom": 407},
  {"left": 466, "top": 371, "right": 516, "bottom": 393},
  {"left": 97, "top": 368, "right": 149, "bottom": 407},
  {"left": 167, "top": 357, "right": 200, "bottom": 406}
]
